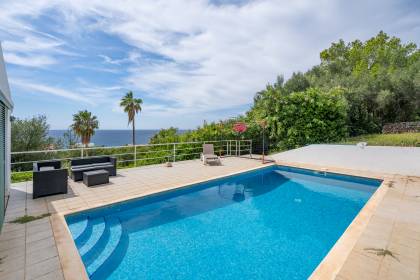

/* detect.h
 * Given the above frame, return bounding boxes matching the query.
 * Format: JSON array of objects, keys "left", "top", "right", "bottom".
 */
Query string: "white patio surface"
[{"left": 271, "top": 144, "right": 420, "bottom": 177}]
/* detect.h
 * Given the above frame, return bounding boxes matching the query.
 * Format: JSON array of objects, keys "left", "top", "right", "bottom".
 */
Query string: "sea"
[{"left": 49, "top": 130, "right": 186, "bottom": 147}]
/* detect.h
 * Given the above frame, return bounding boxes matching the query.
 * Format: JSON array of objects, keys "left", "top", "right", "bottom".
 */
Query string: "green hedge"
[{"left": 271, "top": 87, "right": 348, "bottom": 149}]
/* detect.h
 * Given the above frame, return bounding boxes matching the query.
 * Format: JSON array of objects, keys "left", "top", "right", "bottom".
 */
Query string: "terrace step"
[
  {"left": 78, "top": 217, "right": 106, "bottom": 256},
  {"left": 88, "top": 217, "right": 129, "bottom": 279}
]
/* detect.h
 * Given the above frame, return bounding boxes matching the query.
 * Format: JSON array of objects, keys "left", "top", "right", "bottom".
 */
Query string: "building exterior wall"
[
  {"left": 5, "top": 109, "right": 11, "bottom": 204},
  {"left": 0, "top": 42, "right": 13, "bottom": 231}
]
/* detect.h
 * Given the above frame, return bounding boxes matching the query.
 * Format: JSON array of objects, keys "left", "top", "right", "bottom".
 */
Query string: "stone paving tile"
[
  {"left": 26, "top": 245, "right": 58, "bottom": 266},
  {"left": 26, "top": 256, "right": 62, "bottom": 280},
  {"left": 0, "top": 254, "right": 25, "bottom": 278},
  {"left": 0, "top": 227, "right": 25, "bottom": 241},
  {"left": 26, "top": 223, "right": 51, "bottom": 236},
  {"left": 26, "top": 236, "right": 56, "bottom": 254},
  {"left": 26, "top": 228, "right": 53, "bottom": 244},
  {"left": 0, "top": 244, "right": 25, "bottom": 260},
  {"left": 33, "top": 269, "right": 64, "bottom": 280},
  {"left": 0, "top": 235, "right": 25, "bottom": 251},
  {"left": 0, "top": 269, "right": 25, "bottom": 280}
]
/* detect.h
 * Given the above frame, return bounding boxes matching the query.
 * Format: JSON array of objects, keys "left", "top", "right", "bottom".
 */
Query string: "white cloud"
[
  {"left": 1, "top": 0, "right": 419, "bottom": 127},
  {"left": 4, "top": 52, "right": 57, "bottom": 68},
  {"left": 10, "top": 79, "right": 95, "bottom": 104},
  {"left": 3, "top": 36, "right": 62, "bottom": 53},
  {"left": 0, "top": 1, "right": 82, "bottom": 69},
  {"left": 73, "top": 0, "right": 420, "bottom": 116},
  {"left": 99, "top": 52, "right": 141, "bottom": 65}
]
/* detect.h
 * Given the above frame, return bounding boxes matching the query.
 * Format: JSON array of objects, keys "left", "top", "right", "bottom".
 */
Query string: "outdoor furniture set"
[
  {"left": 32, "top": 156, "right": 117, "bottom": 198},
  {"left": 32, "top": 143, "right": 221, "bottom": 199}
]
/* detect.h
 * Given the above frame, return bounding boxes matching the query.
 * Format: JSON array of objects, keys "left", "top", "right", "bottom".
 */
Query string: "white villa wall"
[
  {"left": 0, "top": 43, "right": 12, "bottom": 107},
  {"left": 0, "top": 43, "right": 13, "bottom": 210}
]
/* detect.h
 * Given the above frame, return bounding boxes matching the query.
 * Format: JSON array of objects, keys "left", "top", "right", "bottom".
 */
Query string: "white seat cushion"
[{"left": 39, "top": 166, "right": 55, "bottom": 171}]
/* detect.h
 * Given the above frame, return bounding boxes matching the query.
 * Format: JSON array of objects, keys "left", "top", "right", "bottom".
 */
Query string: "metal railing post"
[
  {"left": 232, "top": 140, "right": 234, "bottom": 156},
  {"left": 226, "top": 141, "right": 228, "bottom": 156},
  {"left": 250, "top": 140, "right": 253, "bottom": 158},
  {"left": 134, "top": 145, "right": 137, "bottom": 167},
  {"left": 238, "top": 141, "right": 241, "bottom": 156},
  {"left": 173, "top": 143, "right": 176, "bottom": 162},
  {"left": 81, "top": 147, "right": 84, "bottom": 158}
]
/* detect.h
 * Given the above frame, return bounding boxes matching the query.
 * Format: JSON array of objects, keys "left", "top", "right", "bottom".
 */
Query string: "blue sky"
[{"left": 0, "top": 0, "right": 419, "bottom": 129}]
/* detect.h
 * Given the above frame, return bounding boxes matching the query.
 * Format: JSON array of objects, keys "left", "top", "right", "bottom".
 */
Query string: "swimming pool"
[{"left": 66, "top": 165, "right": 381, "bottom": 279}]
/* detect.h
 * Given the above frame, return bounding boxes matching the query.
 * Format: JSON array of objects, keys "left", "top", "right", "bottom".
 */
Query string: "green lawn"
[
  {"left": 11, "top": 171, "right": 32, "bottom": 183},
  {"left": 339, "top": 132, "right": 420, "bottom": 147}
]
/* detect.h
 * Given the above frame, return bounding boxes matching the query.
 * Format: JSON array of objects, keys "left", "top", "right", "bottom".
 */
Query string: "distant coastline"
[{"left": 49, "top": 129, "right": 187, "bottom": 147}]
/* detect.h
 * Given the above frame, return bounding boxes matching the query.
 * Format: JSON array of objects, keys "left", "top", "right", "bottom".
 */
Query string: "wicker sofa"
[
  {"left": 70, "top": 156, "right": 117, "bottom": 181},
  {"left": 33, "top": 160, "right": 68, "bottom": 199}
]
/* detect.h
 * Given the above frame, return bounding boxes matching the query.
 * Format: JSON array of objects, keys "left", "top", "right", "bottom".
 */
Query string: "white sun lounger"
[{"left": 200, "top": 144, "right": 221, "bottom": 165}]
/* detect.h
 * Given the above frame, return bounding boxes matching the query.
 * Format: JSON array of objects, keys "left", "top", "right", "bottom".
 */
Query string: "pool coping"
[
  {"left": 277, "top": 161, "right": 390, "bottom": 280},
  {"left": 51, "top": 161, "right": 391, "bottom": 280}
]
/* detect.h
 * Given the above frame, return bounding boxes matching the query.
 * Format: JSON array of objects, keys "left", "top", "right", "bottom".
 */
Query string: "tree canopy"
[
  {"left": 150, "top": 32, "right": 420, "bottom": 150},
  {"left": 71, "top": 110, "right": 99, "bottom": 147},
  {"left": 11, "top": 115, "right": 56, "bottom": 152},
  {"left": 310, "top": 31, "right": 420, "bottom": 134}
]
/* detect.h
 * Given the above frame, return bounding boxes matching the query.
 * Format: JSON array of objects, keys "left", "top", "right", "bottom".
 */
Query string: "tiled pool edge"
[
  {"left": 51, "top": 214, "right": 89, "bottom": 280},
  {"left": 52, "top": 161, "right": 390, "bottom": 280},
  {"left": 275, "top": 160, "right": 391, "bottom": 279},
  {"left": 53, "top": 163, "right": 275, "bottom": 280},
  {"left": 309, "top": 177, "right": 389, "bottom": 279}
]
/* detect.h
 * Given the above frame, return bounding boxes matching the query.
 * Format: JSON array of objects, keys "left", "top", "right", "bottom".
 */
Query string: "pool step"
[
  {"left": 68, "top": 219, "right": 88, "bottom": 241},
  {"left": 88, "top": 217, "right": 129, "bottom": 279},
  {"left": 74, "top": 218, "right": 97, "bottom": 248},
  {"left": 78, "top": 217, "right": 106, "bottom": 256},
  {"left": 81, "top": 217, "right": 111, "bottom": 266}
]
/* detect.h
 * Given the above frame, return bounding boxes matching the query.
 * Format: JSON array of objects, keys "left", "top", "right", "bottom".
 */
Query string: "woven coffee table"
[{"left": 83, "top": 169, "right": 109, "bottom": 187}]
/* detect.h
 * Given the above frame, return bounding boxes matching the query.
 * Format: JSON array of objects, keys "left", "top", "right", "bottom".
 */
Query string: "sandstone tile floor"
[
  {"left": 0, "top": 156, "right": 419, "bottom": 279},
  {"left": 336, "top": 176, "right": 420, "bottom": 280}
]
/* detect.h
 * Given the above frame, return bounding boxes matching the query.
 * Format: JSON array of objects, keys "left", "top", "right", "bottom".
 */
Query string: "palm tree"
[
  {"left": 71, "top": 110, "right": 99, "bottom": 148},
  {"left": 120, "top": 91, "right": 143, "bottom": 145}
]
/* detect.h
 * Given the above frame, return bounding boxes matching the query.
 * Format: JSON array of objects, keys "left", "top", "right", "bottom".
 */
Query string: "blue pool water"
[{"left": 66, "top": 166, "right": 381, "bottom": 280}]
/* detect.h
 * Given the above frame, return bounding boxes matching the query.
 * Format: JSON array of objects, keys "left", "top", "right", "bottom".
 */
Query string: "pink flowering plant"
[{"left": 233, "top": 122, "right": 247, "bottom": 138}]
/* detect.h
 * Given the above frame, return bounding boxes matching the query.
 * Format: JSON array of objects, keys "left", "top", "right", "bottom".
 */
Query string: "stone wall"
[{"left": 382, "top": 122, "right": 420, "bottom": 134}]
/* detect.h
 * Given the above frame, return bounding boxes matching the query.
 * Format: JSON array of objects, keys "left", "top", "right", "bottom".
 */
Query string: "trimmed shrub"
[{"left": 274, "top": 87, "right": 348, "bottom": 149}]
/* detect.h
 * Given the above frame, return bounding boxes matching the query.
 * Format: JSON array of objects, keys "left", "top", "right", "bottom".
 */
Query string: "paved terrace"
[
  {"left": 0, "top": 157, "right": 264, "bottom": 279},
  {"left": 0, "top": 152, "right": 419, "bottom": 279}
]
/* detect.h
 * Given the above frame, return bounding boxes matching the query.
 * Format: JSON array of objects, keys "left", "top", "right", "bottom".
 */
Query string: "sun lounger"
[{"left": 201, "top": 144, "right": 221, "bottom": 165}]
